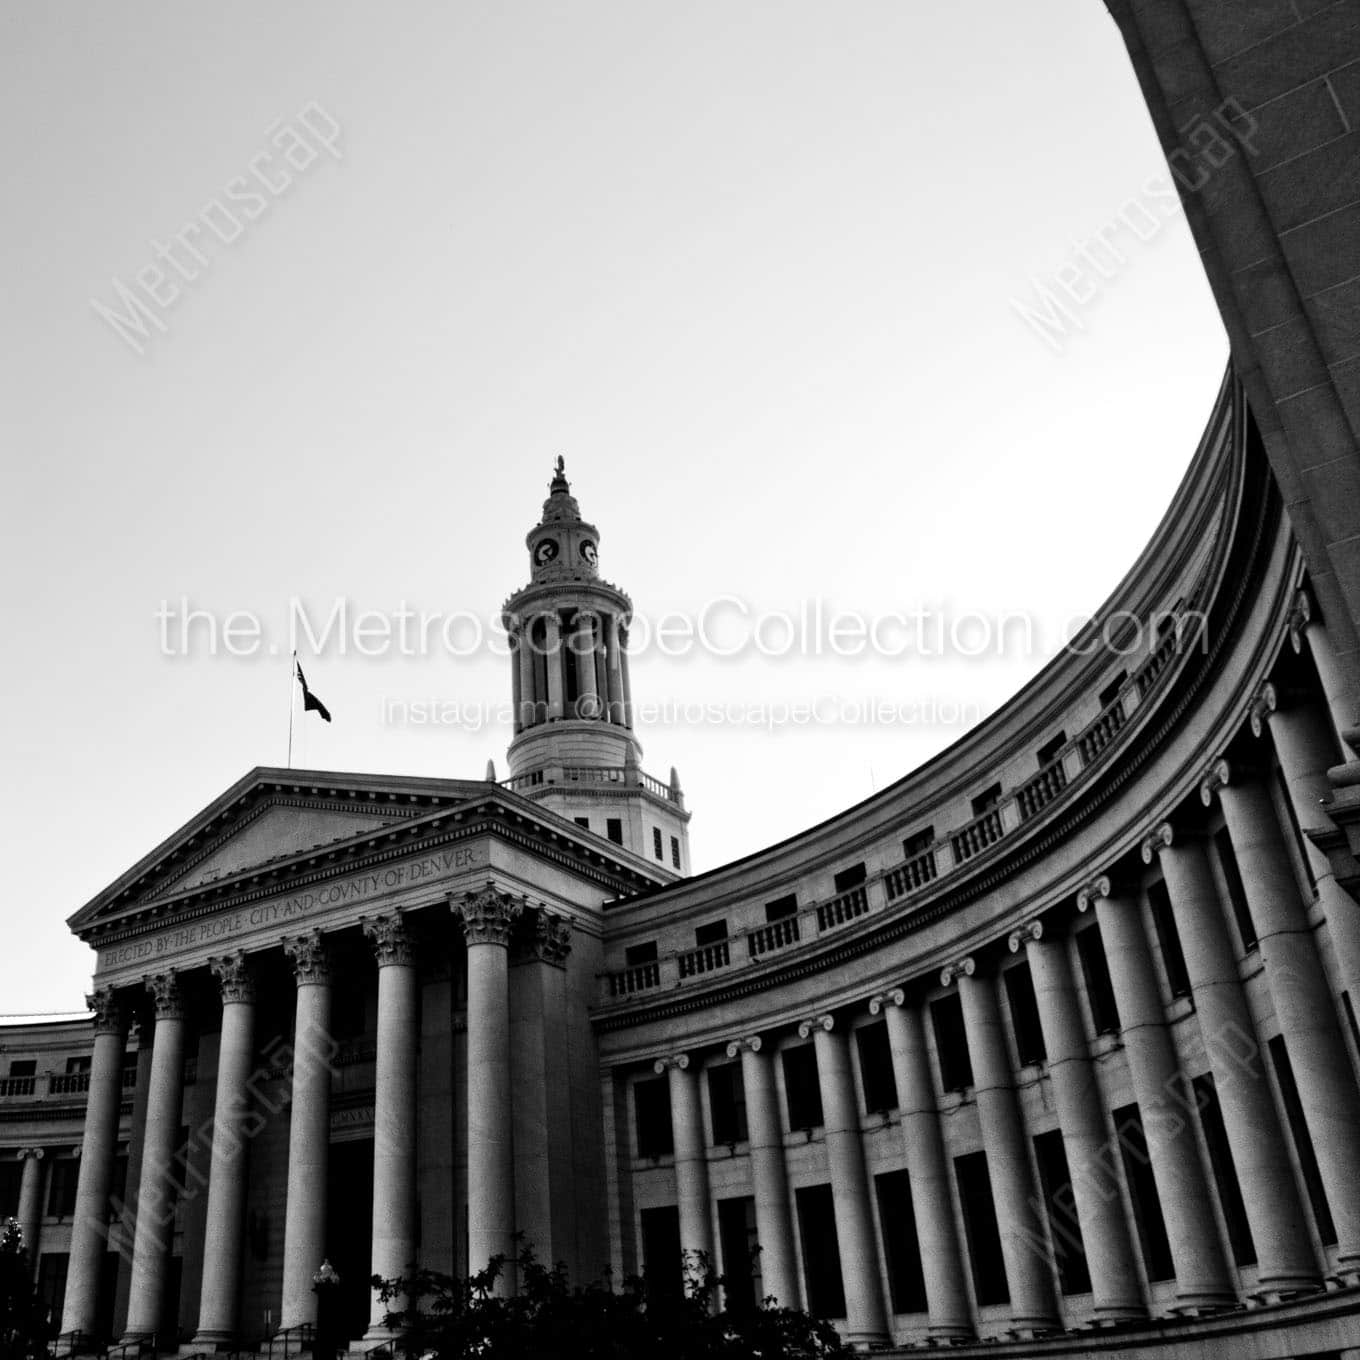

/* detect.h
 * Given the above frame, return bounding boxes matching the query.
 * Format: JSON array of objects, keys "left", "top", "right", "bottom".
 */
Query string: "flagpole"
[{"left": 287, "top": 651, "right": 296, "bottom": 769}]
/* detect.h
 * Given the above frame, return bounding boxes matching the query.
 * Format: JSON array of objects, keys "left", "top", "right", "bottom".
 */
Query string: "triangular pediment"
[{"left": 69, "top": 766, "right": 494, "bottom": 932}]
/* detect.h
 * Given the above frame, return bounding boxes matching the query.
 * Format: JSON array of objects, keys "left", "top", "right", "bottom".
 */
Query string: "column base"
[
  {"left": 1088, "top": 1302, "right": 1149, "bottom": 1324},
  {"left": 183, "top": 1335, "right": 238, "bottom": 1354}
]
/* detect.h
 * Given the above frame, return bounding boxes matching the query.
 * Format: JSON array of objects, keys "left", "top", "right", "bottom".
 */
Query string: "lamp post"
[{"left": 312, "top": 1259, "right": 341, "bottom": 1360}]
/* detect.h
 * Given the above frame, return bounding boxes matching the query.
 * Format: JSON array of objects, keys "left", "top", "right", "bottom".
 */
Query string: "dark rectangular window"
[
  {"left": 1037, "top": 731, "right": 1067, "bottom": 766},
  {"left": 782, "top": 1045, "right": 823, "bottom": 1130},
  {"left": 606, "top": 817, "right": 624, "bottom": 845},
  {"left": 634, "top": 1076, "right": 673, "bottom": 1159},
  {"left": 64, "top": 1056, "right": 92, "bottom": 1075},
  {"left": 1147, "top": 880, "right": 1191, "bottom": 998},
  {"left": 0, "top": 1160, "right": 22, "bottom": 1218},
  {"left": 695, "top": 919, "right": 728, "bottom": 946},
  {"left": 1033, "top": 1129, "right": 1090, "bottom": 1295},
  {"left": 832, "top": 862, "right": 866, "bottom": 893},
  {"left": 1004, "top": 961, "right": 1047, "bottom": 1066},
  {"left": 1269, "top": 1035, "right": 1337, "bottom": 1244},
  {"left": 765, "top": 893, "right": 798, "bottom": 922},
  {"left": 954, "top": 1151, "right": 1009, "bottom": 1305},
  {"left": 46, "top": 1159, "right": 79, "bottom": 1219},
  {"left": 795, "top": 1184, "right": 847, "bottom": 1318},
  {"left": 8, "top": 1059, "right": 36, "bottom": 1077},
  {"left": 1098, "top": 673, "right": 1126, "bottom": 709},
  {"left": 902, "top": 826, "right": 934, "bottom": 857},
  {"left": 36, "top": 1254, "right": 69, "bottom": 1335},
  {"left": 1076, "top": 923, "right": 1121, "bottom": 1035},
  {"left": 1113, "top": 1104, "right": 1175, "bottom": 1281},
  {"left": 574, "top": 816, "right": 590, "bottom": 830},
  {"left": 625, "top": 940, "right": 657, "bottom": 967},
  {"left": 1191, "top": 1073, "right": 1255, "bottom": 1265},
  {"left": 717, "top": 1196, "right": 759, "bottom": 1313},
  {"left": 930, "top": 993, "right": 973, "bottom": 1091},
  {"left": 856, "top": 1021, "right": 898, "bottom": 1113},
  {"left": 708, "top": 1063, "right": 748, "bottom": 1146},
  {"left": 670, "top": 836, "right": 681, "bottom": 869},
  {"left": 640, "top": 1205, "right": 682, "bottom": 1304},
  {"left": 1213, "top": 827, "right": 1257, "bottom": 951},
  {"left": 874, "top": 1170, "right": 927, "bottom": 1313},
  {"left": 970, "top": 783, "right": 1002, "bottom": 815},
  {"left": 1274, "top": 768, "right": 1317, "bottom": 894},
  {"left": 652, "top": 827, "right": 664, "bottom": 860}
]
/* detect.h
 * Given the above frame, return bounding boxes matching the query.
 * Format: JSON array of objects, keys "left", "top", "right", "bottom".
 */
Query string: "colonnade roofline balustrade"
[{"left": 598, "top": 599, "right": 1208, "bottom": 1009}]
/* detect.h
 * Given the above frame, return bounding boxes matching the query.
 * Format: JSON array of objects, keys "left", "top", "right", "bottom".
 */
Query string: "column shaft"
[
  {"left": 953, "top": 974, "right": 1059, "bottom": 1331},
  {"left": 573, "top": 614, "right": 598, "bottom": 714},
  {"left": 1024, "top": 938, "right": 1145, "bottom": 1319},
  {"left": 1091, "top": 894, "right": 1236, "bottom": 1306},
  {"left": 1297, "top": 612, "right": 1360, "bottom": 759},
  {"left": 1216, "top": 777, "right": 1360, "bottom": 1268},
  {"left": 124, "top": 996, "right": 187, "bottom": 1341},
  {"left": 544, "top": 614, "right": 564, "bottom": 720},
  {"left": 366, "top": 927, "right": 418, "bottom": 1335},
  {"left": 62, "top": 1010, "right": 125, "bottom": 1338},
  {"left": 280, "top": 953, "right": 332, "bottom": 1330},
  {"left": 807, "top": 1020, "right": 890, "bottom": 1346},
  {"left": 1156, "top": 834, "right": 1319, "bottom": 1291},
  {"left": 467, "top": 940, "right": 515, "bottom": 1285},
  {"left": 879, "top": 999, "right": 972, "bottom": 1338},
  {"left": 732, "top": 1040, "right": 797, "bottom": 1309},
  {"left": 604, "top": 616, "right": 625, "bottom": 725},
  {"left": 511, "top": 633, "right": 524, "bottom": 734},
  {"left": 510, "top": 957, "right": 552, "bottom": 1265},
  {"left": 193, "top": 967, "right": 257, "bottom": 1346},
  {"left": 17, "top": 1151, "right": 44, "bottom": 1279},
  {"left": 662, "top": 1058, "right": 713, "bottom": 1279}
]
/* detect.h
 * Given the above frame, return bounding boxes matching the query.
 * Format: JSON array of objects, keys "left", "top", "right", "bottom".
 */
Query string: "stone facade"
[{"left": 6, "top": 13, "right": 1360, "bottom": 1357}]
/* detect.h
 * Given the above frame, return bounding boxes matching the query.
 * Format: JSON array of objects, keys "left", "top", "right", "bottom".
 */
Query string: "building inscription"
[{"left": 99, "top": 845, "right": 480, "bottom": 970}]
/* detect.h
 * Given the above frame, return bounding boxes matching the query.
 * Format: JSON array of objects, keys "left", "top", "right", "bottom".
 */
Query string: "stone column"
[
  {"left": 1203, "top": 759, "right": 1360, "bottom": 1277},
  {"left": 1009, "top": 924, "right": 1146, "bottom": 1321},
  {"left": 1141, "top": 824, "right": 1319, "bottom": 1295},
  {"left": 619, "top": 624, "right": 634, "bottom": 728},
  {"left": 573, "top": 612, "right": 599, "bottom": 717},
  {"left": 518, "top": 622, "right": 539, "bottom": 729},
  {"left": 725, "top": 1037, "right": 797, "bottom": 1309},
  {"left": 869, "top": 991, "right": 972, "bottom": 1339},
  {"left": 604, "top": 615, "right": 625, "bottom": 725},
  {"left": 1252, "top": 681, "right": 1360, "bottom": 1003},
  {"left": 510, "top": 912, "right": 573, "bottom": 1269},
  {"left": 942, "top": 963, "right": 1059, "bottom": 1333},
  {"left": 798, "top": 1015, "right": 890, "bottom": 1347},
  {"left": 15, "top": 1148, "right": 44, "bottom": 1276},
  {"left": 362, "top": 916, "right": 419, "bottom": 1337},
  {"left": 61, "top": 988, "right": 126, "bottom": 1338},
  {"left": 280, "top": 932, "right": 333, "bottom": 1330},
  {"left": 123, "top": 972, "right": 188, "bottom": 1342},
  {"left": 543, "top": 614, "right": 564, "bottom": 721},
  {"left": 457, "top": 887, "right": 522, "bottom": 1290},
  {"left": 510, "top": 629, "right": 525, "bottom": 734},
  {"left": 654, "top": 1054, "right": 713, "bottom": 1290},
  {"left": 192, "top": 953, "right": 258, "bottom": 1347},
  {"left": 1078, "top": 876, "right": 1237, "bottom": 1308},
  {"left": 1289, "top": 587, "right": 1360, "bottom": 760}
]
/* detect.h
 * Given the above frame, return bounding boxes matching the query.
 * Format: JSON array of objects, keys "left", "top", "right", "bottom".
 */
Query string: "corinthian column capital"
[
  {"left": 455, "top": 886, "right": 522, "bottom": 947},
  {"left": 283, "top": 930, "right": 331, "bottom": 985},
  {"left": 209, "top": 951, "right": 255, "bottom": 1005},
  {"left": 86, "top": 986, "right": 124, "bottom": 1036},
  {"left": 145, "top": 970, "right": 185, "bottom": 1019},
  {"left": 362, "top": 913, "right": 416, "bottom": 968}
]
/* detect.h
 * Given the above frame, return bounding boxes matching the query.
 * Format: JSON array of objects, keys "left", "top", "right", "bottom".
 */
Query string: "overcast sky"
[{"left": 0, "top": 2, "right": 1227, "bottom": 1016}]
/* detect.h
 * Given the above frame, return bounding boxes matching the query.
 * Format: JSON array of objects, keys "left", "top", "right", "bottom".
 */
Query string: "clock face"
[
  {"left": 580, "top": 540, "right": 597, "bottom": 566},
  {"left": 534, "top": 538, "right": 559, "bottom": 566}
]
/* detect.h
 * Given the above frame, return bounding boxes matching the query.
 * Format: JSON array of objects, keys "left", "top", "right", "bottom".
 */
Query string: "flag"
[{"left": 295, "top": 661, "right": 332, "bottom": 723}]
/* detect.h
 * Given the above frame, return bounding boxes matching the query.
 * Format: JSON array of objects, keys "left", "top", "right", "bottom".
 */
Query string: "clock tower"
[{"left": 502, "top": 458, "right": 690, "bottom": 872}]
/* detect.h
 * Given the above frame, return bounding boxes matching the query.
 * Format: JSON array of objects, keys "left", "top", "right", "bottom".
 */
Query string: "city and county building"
[{"left": 7, "top": 7, "right": 1360, "bottom": 1358}]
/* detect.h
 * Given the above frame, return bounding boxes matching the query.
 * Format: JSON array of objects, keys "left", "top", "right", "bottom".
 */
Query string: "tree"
[
  {"left": 0, "top": 1219, "right": 49, "bottom": 1360},
  {"left": 372, "top": 1244, "right": 846, "bottom": 1360}
]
